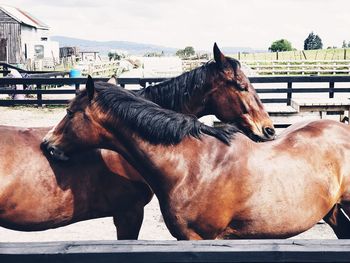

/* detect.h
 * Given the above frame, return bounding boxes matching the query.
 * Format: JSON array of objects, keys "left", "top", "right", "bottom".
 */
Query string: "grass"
[{"left": 230, "top": 48, "right": 350, "bottom": 61}]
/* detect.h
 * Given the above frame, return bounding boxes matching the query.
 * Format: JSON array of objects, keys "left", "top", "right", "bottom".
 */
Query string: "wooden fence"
[
  {"left": 0, "top": 62, "right": 68, "bottom": 76},
  {"left": 1, "top": 240, "right": 350, "bottom": 263},
  {"left": 1, "top": 75, "right": 350, "bottom": 106},
  {"left": 1, "top": 77, "right": 350, "bottom": 262},
  {"left": 78, "top": 61, "right": 120, "bottom": 76},
  {"left": 233, "top": 48, "right": 350, "bottom": 61},
  {"left": 243, "top": 60, "right": 350, "bottom": 75}
]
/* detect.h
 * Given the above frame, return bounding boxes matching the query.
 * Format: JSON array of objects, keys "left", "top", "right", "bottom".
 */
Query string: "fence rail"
[
  {"left": 78, "top": 61, "right": 120, "bottom": 76},
  {"left": 1, "top": 239, "right": 350, "bottom": 263},
  {"left": 243, "top": 60, "right": 350, "bottom": 75},
  {"left": 1, "top": 76, "right": 350, "bottom": 107}
]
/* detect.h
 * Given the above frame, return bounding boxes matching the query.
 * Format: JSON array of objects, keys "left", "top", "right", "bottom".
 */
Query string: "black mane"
[
  {"left": 93, "top": 82, "right": 238, "bottom": 145},
  {"left": 134, "top": 58, "right": 240, "bottom": 111}
]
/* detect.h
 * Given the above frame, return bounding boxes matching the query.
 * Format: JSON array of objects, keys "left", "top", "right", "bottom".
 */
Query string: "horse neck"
[
  {"left": 100, "top": 121, "right": 213, "bottom": 200},
  {"left": 135, "top": 66, "right": 210, "bottom": 116},
  {"left": 113, "top": 135, "right": 183, "bottom": 199}
]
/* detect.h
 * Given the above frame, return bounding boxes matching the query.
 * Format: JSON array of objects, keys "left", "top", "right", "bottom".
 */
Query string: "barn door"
[{"left": 0, "top": 39, "right": 7, "bottom": 62}]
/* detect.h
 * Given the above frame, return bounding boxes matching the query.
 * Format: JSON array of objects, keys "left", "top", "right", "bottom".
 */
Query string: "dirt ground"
[{"left": 0, "top": 107, "right": 337, "bottom": 241}]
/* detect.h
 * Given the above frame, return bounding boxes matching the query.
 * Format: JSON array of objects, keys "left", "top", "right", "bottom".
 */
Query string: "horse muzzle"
[
  {"left": 262, "top": 126, "right": 276, "bottom": 141},
  {"left": 41, "top": 140, "right": 69, "bottom": 161},
  {"left": 235, "top": 123, "right": 276, "bottom": 142}
]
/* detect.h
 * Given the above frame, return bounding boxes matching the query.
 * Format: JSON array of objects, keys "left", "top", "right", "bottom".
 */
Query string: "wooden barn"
[{"left": 0, "top": 5, "right": 58, "bottom": 65}]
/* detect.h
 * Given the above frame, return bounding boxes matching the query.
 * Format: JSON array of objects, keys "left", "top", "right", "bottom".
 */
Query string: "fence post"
[
  {"left": 75, "top": 83, "right": 80, "bottom": 95},
  {"left": 37, "top": 84, "right": 42, "bottom": 107},
  {"left": 140, "top": 80, "right": 147, "bottom": 88},
  {"left": 287, "top": 82, "right": 292, "bottom": 105},
  {"left": 329, "top": 81, "right": 334, "bottom": 98},
  {"left": 302, "top": 51, "right": 307, "bottom": 60}
]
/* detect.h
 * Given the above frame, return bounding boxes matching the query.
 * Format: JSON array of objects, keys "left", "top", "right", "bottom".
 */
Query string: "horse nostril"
[
  {"left": 263, "top": 126, "right": 276, "bottom": 138},
  {"left": 40, "top": 140, "right": 50, "bottom": 151},
  {"left": 48, "top": 146, "right": 56, "bottom": 156},
  {"left": 44, "top": 144, "right": 69, "bottom": 161}
]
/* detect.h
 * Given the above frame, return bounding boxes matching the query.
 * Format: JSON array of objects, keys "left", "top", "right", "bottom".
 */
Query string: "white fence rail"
[
  {"left": 182, "top": 59, "right": 350, "bottom": 76},
  {"left": 243, "top": 60, "right": 350, "bottom": 75},
  {"left": 78, "top": 61, "right": 120, "bottom": 77}
]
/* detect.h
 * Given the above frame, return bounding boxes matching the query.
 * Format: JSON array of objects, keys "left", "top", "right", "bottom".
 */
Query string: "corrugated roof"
[{"left": 0, "top": 5, "right": 49, "bottom": 29}]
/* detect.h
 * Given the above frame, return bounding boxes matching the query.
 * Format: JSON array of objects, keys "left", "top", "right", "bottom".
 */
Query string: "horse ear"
[
  {"left": 107, "top": 75, "right": 118, "bottom": 85},
  {"left": 213, "top": 43, "right": 229, "bottom": 70},
  {"left": 86, "top": 75, "right": 95, "bottom": 101}
]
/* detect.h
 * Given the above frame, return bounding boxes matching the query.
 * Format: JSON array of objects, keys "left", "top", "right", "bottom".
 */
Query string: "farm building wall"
[
  {"left": 0, "top": 9, "right": 21, "bottom": 63},
  {"left": 0, "top": 8, "right": 52, "bottom": 64},
  {"left": 21, "top": 26, "right": 51, "bottom": 61}
]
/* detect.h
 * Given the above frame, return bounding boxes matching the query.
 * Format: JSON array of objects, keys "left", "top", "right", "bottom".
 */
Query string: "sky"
[{"left": 1, "top": 0, "right": 349, "bottom": 51}]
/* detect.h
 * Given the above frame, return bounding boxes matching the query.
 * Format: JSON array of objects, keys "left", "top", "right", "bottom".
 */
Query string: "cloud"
[{"left": 2, "top": 0, "right": 349, "bottom": 50}]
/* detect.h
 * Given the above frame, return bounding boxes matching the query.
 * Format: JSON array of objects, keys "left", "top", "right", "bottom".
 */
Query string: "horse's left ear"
[
  {"left": 86, "top": 75, "right": 95, "bottom": 101},
  {"left": 213, "top": 43, "right": 229, "bottom": 70}
]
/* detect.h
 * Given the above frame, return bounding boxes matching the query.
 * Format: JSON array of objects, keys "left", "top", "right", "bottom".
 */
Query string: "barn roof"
[{"left": 0, "top": 5, "right": 49, "bottom": 30}]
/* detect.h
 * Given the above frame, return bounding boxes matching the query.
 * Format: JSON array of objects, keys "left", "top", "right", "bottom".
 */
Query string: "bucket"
[{"left": 69, "top": 69, "right": 81, "bottom": 78}]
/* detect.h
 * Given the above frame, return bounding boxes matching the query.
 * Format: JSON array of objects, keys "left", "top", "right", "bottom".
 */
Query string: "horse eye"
[
  {"left": 236, "top": 84, "right": 246, "bottom": 92},
  {"left": 66, "top": 109, "right": 74, "bottom": 118},
  {"left": 239, "top": 84, "right": 248, "bottom": 92},
  {"left": 227, "top": 80, "right": 247, "bottom": 92}
]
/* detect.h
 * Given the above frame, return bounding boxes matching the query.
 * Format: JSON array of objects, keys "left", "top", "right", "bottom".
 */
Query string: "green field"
[{"left": 231, "top": 48, "right": 350, "bottom": 61}]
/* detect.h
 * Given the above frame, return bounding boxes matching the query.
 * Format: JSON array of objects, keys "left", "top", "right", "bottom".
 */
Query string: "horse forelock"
[
  {"left": 92, "top": 83, "right": 237, "bottom": 145},
  {"left": 223, "top": 57, "right": 241, "bottom": 78},
  {"left": 228, "top": 57, "right": 241, "bottom": 69}
]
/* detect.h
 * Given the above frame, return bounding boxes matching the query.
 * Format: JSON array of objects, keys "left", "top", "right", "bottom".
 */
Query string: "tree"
[
  {"left": 176, "top": 46, "right": 195, "bottom": 58},
  {"left": 268, "top": 39, "right": 293, "bottom": 52},
  {"left": 342, "top": 40, "right": 347, "bottom": 48},
  {"left": 175, "top": 49, "right": 185, "bottom": 57},
  {"left": 108, "top": 51, "right": 121, "bottom": 61},
  {"left": 183, "top": 46, "right": 195, "bottom": 57},
  {"left": 144, "top": 52, "right": 163, "bottom": 57},
  {"left": 304, "top": 32, "right": 323, "bottom": 50},
  {"left": 343, "top": 40, "right": 350, "bottom": 48}
]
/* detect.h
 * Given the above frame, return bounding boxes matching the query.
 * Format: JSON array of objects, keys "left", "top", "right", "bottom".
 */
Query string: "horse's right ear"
[
  {"left": 213, "top": 42, "right": 229, "bottom": 70},
  {"left": 86, "top": 75, "right": 95, "bottom": 101},
  {"left": 107, "top": 75, "right": 118, "bottom": 85}
]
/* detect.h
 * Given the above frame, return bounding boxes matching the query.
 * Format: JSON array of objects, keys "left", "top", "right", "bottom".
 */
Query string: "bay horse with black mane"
[
  {"left": 44, "top": 78, "right": 350, "bottom": 239},
  {"left": 0, "top": 43, "right": 274, "bottom": 239},
  {"left": 133, "top": 43, "right": 275, "bottom": 140}
]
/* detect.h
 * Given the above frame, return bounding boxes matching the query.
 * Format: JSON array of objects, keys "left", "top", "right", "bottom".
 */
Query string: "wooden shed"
[{"left": 0, "top": 5, "right": 57, "bottom": 64}]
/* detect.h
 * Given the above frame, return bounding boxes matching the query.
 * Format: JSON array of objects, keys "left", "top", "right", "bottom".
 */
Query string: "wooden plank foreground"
[{"left": 0, "top": 240, "right": 350, "bottom": 263}]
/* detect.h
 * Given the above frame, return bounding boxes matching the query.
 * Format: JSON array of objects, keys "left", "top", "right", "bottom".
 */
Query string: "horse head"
[{"left": 203, "top": 43, "right": 275, "bottom": 141}]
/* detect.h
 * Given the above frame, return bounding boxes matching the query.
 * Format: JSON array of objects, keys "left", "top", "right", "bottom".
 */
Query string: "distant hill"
[
  {"left": 51, "top": 36, "right": 264, "bottom": 56},
  {"left": 51, "top": 36, "right": 178, "bottom": 55},
  {"left": 220, "top": 46, "right": 266, "bottom": 54}
]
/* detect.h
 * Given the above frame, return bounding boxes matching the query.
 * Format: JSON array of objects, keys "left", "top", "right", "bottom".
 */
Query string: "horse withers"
[{"left": 43, "top": 79, "right": 350, "bottom": 240}]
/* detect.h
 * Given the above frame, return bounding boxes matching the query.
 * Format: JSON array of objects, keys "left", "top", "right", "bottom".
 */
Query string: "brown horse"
[
  {"left": 0, "top": 126, "right": 151, "bottom": 239},
  {"left": 133, "top": 43, "right": 275, "bottom": 140},
  {"left": 0, "top": 44, "right": 274, "bottom": 239},
  {"left": 43, "top": 79, "right": 350, "bottom": 240}
]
